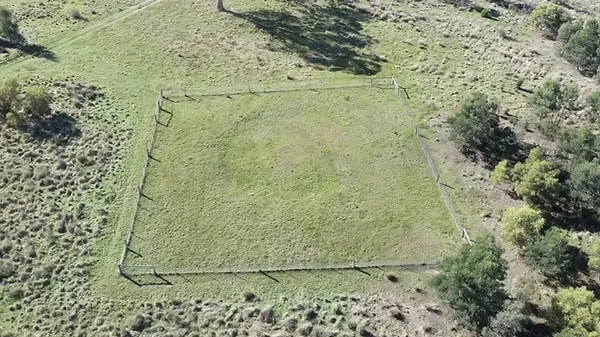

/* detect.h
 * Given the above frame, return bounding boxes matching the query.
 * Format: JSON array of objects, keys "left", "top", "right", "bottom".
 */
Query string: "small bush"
[
  {"left": 481, "top": 300, "right": 530, "bottom": 337},
  {"left": 22, "top": 86, "right": 52, "bottom": 120},
  {"left": 515, "top": 78, "right": 525, "bottom": 90},
  {"left": 70, "top": 9, "right": 84, "bottom": 20},
  {"left": 0, "top": 78, "right": 19, "bottom": 119},
  {"left": 530, "top": 79, "right": 579, "bottom": 119},
  {"left": 589, "top": 240, "right": 600, "bottom": 271},
  {"left": 557, "top": 126, "right": 598, "bottom": 162},
  {"left": 511, "top": 148, "right": 559, "bottom": 204},
  {"left": 491, "top": 160, "right": 511, "bottom": 184},
  {"left": 558, "top": 19, "right": 600, "bottom": 76},
  {"left": 449, "top": 92, "right": 500, "bottom": 151}
]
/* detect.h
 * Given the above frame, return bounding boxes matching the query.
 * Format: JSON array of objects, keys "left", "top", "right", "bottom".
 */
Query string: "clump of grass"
[
  {"left": 385, "top": 274, "right": 398, "bottom": 282},
  {"left": 70, "top": 9, "right": 84, "bottom": 21},
  {"left": 243, "top": 292, "right": 256, "bottom": 302}
]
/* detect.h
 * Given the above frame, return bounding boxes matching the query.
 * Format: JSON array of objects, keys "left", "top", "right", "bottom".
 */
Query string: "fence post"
[{"left": 118, "top": 264, "right": 123, "bottom": 276}]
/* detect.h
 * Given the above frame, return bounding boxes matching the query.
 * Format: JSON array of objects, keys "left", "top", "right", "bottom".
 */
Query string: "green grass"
[{"left": 126, "top": 86, "right": 458, "bottom": 271}]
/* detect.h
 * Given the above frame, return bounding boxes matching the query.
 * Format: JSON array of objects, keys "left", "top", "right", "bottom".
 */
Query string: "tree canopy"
[
  {"left": 432, "top": 236, "right": 508, "bottom": 331},
  {"left": 511, "top": 148, "right": 559, "bottom": 204},
  {"left": 0, "top": 7, "right": 23, "bottom": 44},
  {"left": 501, "top": 205, "right": 545, "bottom": 248},
  {"left": 558, "top": 19, "right": 600, "bottom": 76},
  {"left": 552, "top": 287, "right": 600, "bottom": 337},
  {"left": 524, "top": 228, "right": 572, "bottom": 280}
]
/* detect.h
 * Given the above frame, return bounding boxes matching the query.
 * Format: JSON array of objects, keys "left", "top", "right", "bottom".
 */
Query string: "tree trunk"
[{"left": 217, "top": 0, "right": 224, "bottom": 11}]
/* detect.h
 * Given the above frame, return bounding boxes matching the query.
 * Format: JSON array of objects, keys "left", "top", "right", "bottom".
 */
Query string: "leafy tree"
[
  {"left": 512, "top": 148, "right": 559, "bottom": 204},
  {"left": 558, "top": 19, "right": 600, "bottom": 76},
  {"left": 449, "top": 92, "right": 500, "bottom": 151},
  {"left": 589, "top": 240, "right": 600, "bottom": 271},
  {"left": 21, "top": 86, "right": 52, "bottom": 120},
  {"left": 586, "top": 90, "right": 600, "bottom": 113},
  {"left": 0, "top": 7, "right": 23, "bottom": 44},
  {"left": 551, "top": 287, "right": 600, "bottom": 337},
  {"left": 432, "top": 236, "right": 508, "bottom": 331},
  {"left": 491, "top": 159, "right": 511, "bottom": 184},
  {"left": 481, "top": 300, "right": 530, "bottom": 337},
  {"left": 524, "top": 228, "right": 572, "bottom": 280},
  {"left": 530, "top": 4, "right": 571, "bottom": 40},
  {"left": 557, "top": 126, "right": 598, "bottom": 162},
  {"left": 569, "top": 161, "right": 600, "bottom": 210},
  {"left": 531, "top": 79, "right": 579, "bottom": 119},
  {"left": 501, "top": 205, "right": 545, "bottom": 248},
  {"left": 0, "top": 78, "right": 19, "bottom": 119}
]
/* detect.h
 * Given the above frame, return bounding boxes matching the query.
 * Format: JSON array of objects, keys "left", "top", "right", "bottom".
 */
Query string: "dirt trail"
[{"left": 0, "top": 0, "right": 163, "bottom": 71}]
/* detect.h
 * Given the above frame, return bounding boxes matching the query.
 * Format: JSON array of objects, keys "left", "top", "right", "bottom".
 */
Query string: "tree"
[
  {"left": 551, "top": 287, "right": 600, "bottom": 337},
  {"left": 0, "top": 78, "right": 19, "bottom": 120},
  {"left": 491, "top": 160, "right": 511, "bottom": 184},
  {"left": 449, "top": 92, "right": 500, "bottom": 151},
  {"left": 558, "top": 19, "right": 600, "bottom": 76},
  {"left": 524, "top": 228, "right": 572, "bottom": 280},
  {"left": 531, "top": 79, "right": 579, "bottom": 119},
  {"left": 530, "top": 4, "right": 571, "bottom": 40},
  {"left": 501, "top": 205, "right": 545, "bottom": 248},
  {"left": 511, "top": 148, "right": 559, "bottom": 204},
  {"left": 432, "top": 236, "right": 508, "bottom": 331},
  {"left": 569, "top": 161, "right": 600, "bottom": 210},
  {"left": 481, "top": 300, "right": 530, "bottom": 337},
  {"left": 0, "top": 7, "right": 23, "bottom": 44},
  {"left": 21, "top": 86, "right": 52, "bottom": 120}
]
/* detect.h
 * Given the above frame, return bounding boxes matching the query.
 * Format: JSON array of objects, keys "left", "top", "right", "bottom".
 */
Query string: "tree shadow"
[
  {"left": 29, "top": 112, "right": 81, "bottom": 143},
  {"left": 0, "top": 38, "right": 57, "bottom": 61},
  {"left": 461, "top": 126, "right": 531, "bottom": 169},
  {"left": 233, "top": 3, "right": 381, "bottom": 75}
]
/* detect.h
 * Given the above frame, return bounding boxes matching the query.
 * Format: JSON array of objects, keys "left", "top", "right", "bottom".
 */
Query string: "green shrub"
[
  {"left": 524, "top": 228, "right": 572, "bottom": 280},
  {"left": 557, "top": 126, "right": 598, "bottom": 162},
  {"left": 449, "top": 92, "right": 500, "bottom": 151},
  {"left": 0, "top": 78, "right": 19, "bottom": 119},
  {"left": 530, "top": 4, "right": 571, "bottom": 40},
  {"left": 551, "top": 287, "right": 600, "bottom": 336},
  {"left": 501, "top": 205, "right": 545, "bottom": 248},
  {"left": 558, "top": 19, "right": 600, "bottom": 76},
  {"left": 432, "top": 236, "right": 508, "bottom": 331},
  {"left": 569, "top": 161, "right": 600, "bottom": 210},
  {"left": 22, "top": 86, "right": 52, "bottom": 120},
  {"left": 586, "top": 90, "right": 600, "bottom": 112},
  {"left": 481, "top": 301, "right": 530, "bottom": 337},
  {"left": 589, "top": 240, "right": 600, "bottom": 271},
  {"left": 491, "top": 159, "right": 511, "bottom": 184},
  {"left": 511, "top": 148, "right": 559, "bottom": 204},
  {"left": 531, "top": 79, "right": 579, "bottom": 119}
]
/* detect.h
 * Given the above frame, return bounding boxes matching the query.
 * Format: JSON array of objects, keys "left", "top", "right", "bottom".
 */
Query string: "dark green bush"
[
  {"left": 558, "top": 19, "right": 600, "bottom": 76},
  {"left": 530, "top": 79, "right": 579, "bottom": 119},
  {"left": 530, "top": 4, "right": 571, "bottom": 40},
  {"left": 524, "top": 228, "right": 572, "bottom": 280}
]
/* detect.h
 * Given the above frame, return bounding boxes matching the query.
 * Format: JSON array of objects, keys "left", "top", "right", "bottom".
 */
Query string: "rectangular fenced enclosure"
[{"left": 123, "top": 80, "right": 460, "bottom": 274}]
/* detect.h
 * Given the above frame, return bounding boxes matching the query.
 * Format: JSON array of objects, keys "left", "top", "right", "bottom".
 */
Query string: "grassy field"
[
  {"left": 125, "top": 85, "right": 458, "bottom": 272},
  {"left": 4, "top": 0, "right": 577, "bottom": 333}
]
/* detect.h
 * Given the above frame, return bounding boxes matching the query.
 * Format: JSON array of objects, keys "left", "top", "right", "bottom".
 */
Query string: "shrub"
[
  {"left": 481, "top": 300, "right": 530, "bottom": 337},
  {"left": 551, "top": 287, "right": 600, "bottom": 336},
  {"left": 558, "top": 19, "right": 600, "bottom": 76},
  {"left": 449, "top": 92, "right": 500, "bottom": 151},
  {"left": 557, "top": 126, "right": 598, "bottom": 162},
  {"left": 22, "top": 86, "right": 52, "bottom": 120},
  {"left": 491, "top": 160, "right": 511, "bottom": 184},
  {"left": 501, "top": 205, "right": 544, "bottom": 248},
  {"left": 70, "top": 9, "right": 84, "bottom": 20},
  {"left": 530, "top": 79, "right": 579, "bottom": 119},
  {"left": 524, "top": 228, "right": 572, "bottom": 280},
  {"left": 569, "top": 161, "right": 600, "bottom": 210},
  {"left": 432, "top": 236, "right": 507, "bottom": 331},
  {"left": 0, "top": 78, "right": 19, "bottom": 119},
  {"left": 515, "top": 78, "right": 525, "bottom": 90},
  {"left": 0, "top": 7, "right": 23, "bottom": 44},
  {"left": 511, "top": 148, "right": 559, "bottom": 204},
  {"left": 529, "top": 4, "right": 571, "bottom": 40},
  {"left": 586, "top": 90, "right": 600, "bottom": 112},
  {"left": 588, "top": 240, "right": 600, "bottom": 271}
]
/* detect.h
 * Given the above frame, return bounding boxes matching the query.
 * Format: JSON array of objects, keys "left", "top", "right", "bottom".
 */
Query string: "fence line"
[
  {"left": 390, "top": 77, "right": 472, "bottom": 245},
  {"left": 120, "top": 260, "right": 438, "bottom": 277},
  {"left": 118, "top": 77, "right": 468, "bottom": 280},
  {"left": 118, "top": 90, "right": 165, "bottom": 275}
]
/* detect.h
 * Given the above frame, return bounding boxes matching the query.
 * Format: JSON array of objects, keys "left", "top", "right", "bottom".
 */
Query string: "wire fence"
[
  {"left": 118, "top": 77, "right": 469, "bottom": 280},
  {"left": 391, "top": 77, "right": 472, "bottom": 245}
]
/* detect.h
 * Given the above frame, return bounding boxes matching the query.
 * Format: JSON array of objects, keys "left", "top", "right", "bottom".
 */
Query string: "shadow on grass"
[
  {"left": 231, "top": 3, "right": 381, "bottom": 75},
  {"left": 461, "top": 126, "right": 531, "bottom": 169},
  {"left": 29, "top": 112, "right": 81, "bottom": 143},
  {"left": 0, "top": 38, "right": 57, "bottom": 61}
]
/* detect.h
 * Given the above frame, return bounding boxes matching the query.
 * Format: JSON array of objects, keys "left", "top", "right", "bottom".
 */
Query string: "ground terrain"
[{"left": 0, "top": 0, "right": 598, "bottom": 335}]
